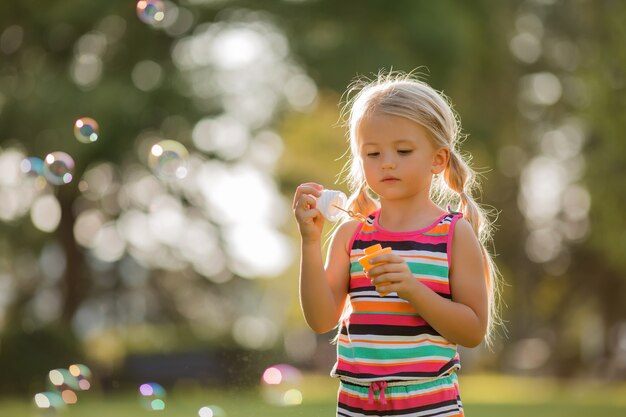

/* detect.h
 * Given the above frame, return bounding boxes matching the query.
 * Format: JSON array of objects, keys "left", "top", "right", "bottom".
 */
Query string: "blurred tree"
[
  {"left": 0, "top": 0, "right": 314, "bottom": 392},
  {"left": 2, "top": 0, "right": 625, "bottom": 394},
  {"left": 568, "top": 0, "right": 626, "bottom": 377},
  {"left": 499, "top": 0, "right": 626, "bottom": 378}
]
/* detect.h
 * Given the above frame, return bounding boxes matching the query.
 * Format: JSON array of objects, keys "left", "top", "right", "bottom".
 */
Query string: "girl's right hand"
[{"left": 293, "top": 182, "right": 324, "bottom": 242}]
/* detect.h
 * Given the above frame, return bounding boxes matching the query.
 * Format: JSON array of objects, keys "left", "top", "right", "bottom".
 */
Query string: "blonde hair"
[{"left": 339, "top": 70, "right": 502, "bottom": 344}]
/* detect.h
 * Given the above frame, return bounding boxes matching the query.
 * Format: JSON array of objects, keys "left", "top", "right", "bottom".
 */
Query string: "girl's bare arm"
[
  {"left": 299, "top": 220, "right": 358, "bottom": 333},
  {"left": 293, "top": 182, "right": 357, "bottom": 333}
]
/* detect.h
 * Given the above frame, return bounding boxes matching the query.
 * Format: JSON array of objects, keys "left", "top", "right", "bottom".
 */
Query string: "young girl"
[{"left": 293, "top": 71, "right": 499, "bottom": 417}]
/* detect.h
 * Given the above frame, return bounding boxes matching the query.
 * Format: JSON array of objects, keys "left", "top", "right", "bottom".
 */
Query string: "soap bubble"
[
  {"left": 34, "top": 391, "right": 65, "bottom": 410},
  {"left": 148, "top": 140, "right": 189, "bottom": 180},
  {"left": 139, "top": 382, "right": 167, "bottom": 410},
  {"left": 260, "top": 364, "right": 303, "bottom": 406},
  {"left": 20, "top": 156, "right": 44, "bottom": 178},
  {"left": 69, "top": 363, "right": 93, "bottom": 391},
  {"left": 48, "top": 367, "right": 82, "bottom": 405},
  {"left": 48, "top": 368, "right": 80, "bottom": 391},
  {"left": 61, "top": 389, "right": 78, "bottom": 405},
  {"left": 74, "top": 117, "right": 99, "bottom": 143},
  {"left": 198, "top": 405, "right": 227, "bottom": 417},
  {"left": 136, "top": 0, "right": 165, "bottom": 25},
  {"left": 43, "top": 151, "right": 75, "bottom": 185}
]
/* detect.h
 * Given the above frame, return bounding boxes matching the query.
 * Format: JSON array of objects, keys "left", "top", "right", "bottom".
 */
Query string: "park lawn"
[{"left": 1, "top": 373, "right": 625, "bottom": 417}]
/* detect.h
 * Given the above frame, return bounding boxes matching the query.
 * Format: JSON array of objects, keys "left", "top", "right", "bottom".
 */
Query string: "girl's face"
[{"left": 356, "top": 111, "right": 447, "bottom": 202}]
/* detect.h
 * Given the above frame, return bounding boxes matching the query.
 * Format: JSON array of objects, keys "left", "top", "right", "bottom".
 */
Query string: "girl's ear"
[{"left": 431, "top": 147, "right": 450, "bottom": 175}]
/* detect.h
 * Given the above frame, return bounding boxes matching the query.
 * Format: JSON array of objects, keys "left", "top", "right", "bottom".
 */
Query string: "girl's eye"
[
  {"left": 398, "top": 149, "right": 413, "bottom": 155},
  {"left": 366, "top": 152, "right": 380, "bottom": 157}
]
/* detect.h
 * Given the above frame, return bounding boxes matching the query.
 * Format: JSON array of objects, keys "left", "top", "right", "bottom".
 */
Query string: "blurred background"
[{"left": 1, "top": 0, "right": 625, "bottom": 416}]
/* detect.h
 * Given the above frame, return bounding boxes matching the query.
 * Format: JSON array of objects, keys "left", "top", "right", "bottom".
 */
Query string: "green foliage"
[
  {"left": 0, "top": 325, "right": 83, "bottom": 395},
  {"left": 580, "top": 1, "right": 626, "bottom": 273},
  {"left": 1, "top": 0, "right": 626, "bottom": 393},
  {"left": 277, "top": 92, "right": 347, "bottom": 193}
]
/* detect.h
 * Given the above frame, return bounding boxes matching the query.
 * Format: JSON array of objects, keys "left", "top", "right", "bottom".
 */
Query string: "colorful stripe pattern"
[
  {"left": 337, "top": 373, "right": 464, "bottom": 416},
  {"left": 331, "top": 210, "right": 462, "bottom": 383}
]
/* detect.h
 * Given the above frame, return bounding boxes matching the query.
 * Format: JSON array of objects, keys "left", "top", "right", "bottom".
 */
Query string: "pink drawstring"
[{"left": 367, "top": 381, "right": 388, "bottom": 405}]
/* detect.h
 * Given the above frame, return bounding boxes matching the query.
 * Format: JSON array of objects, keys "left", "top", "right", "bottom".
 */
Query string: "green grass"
[
  {"left": 1, "top": 373, "right": 626, "bottom": 417},
  {"left": 460, "top": 374, "right": 626, "bottom": 417}
]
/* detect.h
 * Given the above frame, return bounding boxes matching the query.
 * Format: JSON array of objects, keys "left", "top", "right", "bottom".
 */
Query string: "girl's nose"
[{"left": 381, "top": 155, "right": 396, "bottom": 170}]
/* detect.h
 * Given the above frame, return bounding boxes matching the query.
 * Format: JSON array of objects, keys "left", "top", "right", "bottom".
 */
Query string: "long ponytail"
[
  {"left": 346, "top": 181, "right": 378, "bottom": 220},
  {"left": 445, "top": 150, "right": 502, "bottom": 345}
]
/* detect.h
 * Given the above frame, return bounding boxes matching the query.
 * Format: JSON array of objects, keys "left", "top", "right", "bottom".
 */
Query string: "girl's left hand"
[{"left": 367, "top": 253, "right": 418, "bottom": 299}]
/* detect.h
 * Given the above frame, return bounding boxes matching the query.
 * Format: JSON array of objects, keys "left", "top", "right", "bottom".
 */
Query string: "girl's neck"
[{"left": 377, "top": 197, "right": 445, "bottom": 232}]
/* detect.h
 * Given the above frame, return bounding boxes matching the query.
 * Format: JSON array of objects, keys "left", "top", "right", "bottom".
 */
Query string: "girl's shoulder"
[
  {"left": 450, "top": 217, "right": 482, "bottom": 254},
  {"left": 333, "top": 219, "right": 364, "bottom": 253}
]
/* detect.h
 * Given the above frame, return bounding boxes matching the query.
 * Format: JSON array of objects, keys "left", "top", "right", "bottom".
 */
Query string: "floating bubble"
[
  {"left": 69, "top": 363, "right": 93, "bottom": 391},
  {"left": 139, "top": 382, "right": 167, "bottom": 411},
  {"left": 148, "top": 140, "right": 189, "bottom": 180},
  {"left": 199, "top": 405, "right": 227, "bottom": 417},
  {"left": 20, "top": 156, "right": 44, "bottom": 178},
  {"left": 47, "top": 368, "right": 81, "bottom": 405},
  {"left": 282, "top": 389, "right": 303, "bottom": 406},
  {"left": 150, "top": 399, "right": 166, "bottom": 410},
  {"left": 43, "top": 151, "right": 75, "bottom": 185},
  {"left": 34, "top": 391, "right": 65, "bottom": 410},
  {"left": 48, "top": 368, "right": 80, "bottom": 391},
  {"left": 61, "top": 389, "right": 78, "bottom": 405},
  {"left": 74, "top": 117, "right": 99, "bottom": 143},
  {"left": 260, "top": 364, "right": 303, "bottom": 406},
  {"left": 136, "top": 0, "right": 165, "bottom": 25}
]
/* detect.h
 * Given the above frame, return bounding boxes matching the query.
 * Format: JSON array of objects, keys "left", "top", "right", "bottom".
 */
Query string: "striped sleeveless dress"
[{"left": 331, "top": 209, "right": 465, "bottom": 417}]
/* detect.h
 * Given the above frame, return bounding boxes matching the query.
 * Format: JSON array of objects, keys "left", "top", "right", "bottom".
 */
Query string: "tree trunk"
[{"left": 58, "top": 187, "right": 85, "bottom": 324}]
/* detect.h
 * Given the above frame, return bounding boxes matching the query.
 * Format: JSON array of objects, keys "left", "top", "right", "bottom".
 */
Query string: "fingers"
[
  {"left": 370, "top": 272, "right": 405, "bottom": 287},
  {"left": 292, "top": 183, "right": 323, "bottom": 209},
  {"left": 369, "top": 253, "right": 400, "bottom": 265},
  {"left": 374, "top": 282, "right": 392, "bottom": 296},
  {"left": 294, "top": 193, "right": 318, "bottom": 215},
  {"left": 365, "top": 256, "right": 404, "bottom": 277},
  {"left": 364, "top": 256, "right": 415, "bottom": 297}
]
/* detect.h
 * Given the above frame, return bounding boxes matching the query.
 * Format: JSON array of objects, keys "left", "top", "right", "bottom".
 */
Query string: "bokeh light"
[
  {"left": 148, "top": 140, "right": 189, "bottom": 180},
  {"left": 30, "top": 194, "right": 62, "bottom": 232},
  {"left": 74, "top": 117, "right": 100, "bottom": 143},
  {"left": 284, "top": 327, "right": 317, "bottom": 363},
  {"left": 139, "top": 382, "right": 167, "bottom": 410},
  {"left": 137, "top": 0, "right": 165, "bottom": 25},
  {"left": 132, "top": 60, "right": 163, "bottom": 92},
  {"left": 521, "top": 72, "right": 562, "bottom": 106},
  {"left": 198, "top": 405, "right": 227, "bottom": 417},
  {"left": 232, "top": 316, "right": 278, "bottom": 350},
  {"left": 70, "top": 31, "right": 106, "bottom": 90},
  {"left": 260, "top": 364, "right": 303, "bottom": 406},
  {"left": 43, "top": 151, "right": 75, "bottom": 185}
]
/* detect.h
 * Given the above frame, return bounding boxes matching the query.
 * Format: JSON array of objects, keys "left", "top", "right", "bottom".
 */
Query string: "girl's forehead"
[
  {"left": 355, "top": 111, "right": 425, "bottom": 132},
  {"left": 355, "top": 112, "right": 427, "bottom": 140}
]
